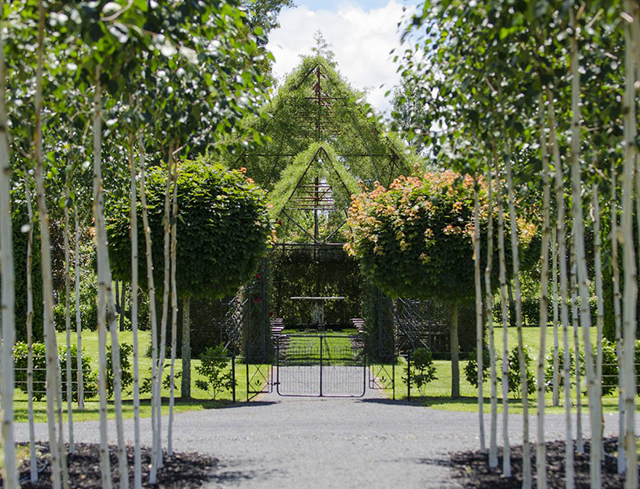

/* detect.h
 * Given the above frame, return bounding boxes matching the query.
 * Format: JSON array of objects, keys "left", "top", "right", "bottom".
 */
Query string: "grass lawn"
[
  {"left": 384, "top": 325, "right": 640, "bottom": 413},
  {"left": 12, "top": 330, "right": 269, "bottom": 423},
  {"left": 283, "top": 328, "right": 359, "bottom": 365}
]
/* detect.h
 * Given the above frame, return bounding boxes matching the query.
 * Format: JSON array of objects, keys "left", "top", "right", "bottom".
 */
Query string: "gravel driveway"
[{"left": 14, "top": 367, "right": 633, "bottom": 489}]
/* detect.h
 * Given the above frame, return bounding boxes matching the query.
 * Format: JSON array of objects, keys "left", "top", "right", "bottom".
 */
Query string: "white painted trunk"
[
  {"left": 569, "top": 251, "right": 584, "bottom": 454},
  {"left": 546, "top": 88, "right": 574, "bottom": 488},
  {"left": 168, "top": 155, "right": 179, "bottom": 455},
  {"left": 182, "top": 297, "right": 191, "bottom": 398},
  {"left": 610, "top": 164, "right": 625, "bottom": 474},
  {"left": 130, "top": 134, "right": 142, "bottom": 489},
  {"left": 24, "top": 178, "right": 38, "bottom": 483},
  {"left": 568, "top": 13, "right": 601, "bottom": 485},
  {"left": 0, "top": 6, "right": 17, "bottom": 483},
  {"left": 34, "top": 4, "right": 63, "bottom": 486},
  {"left": 495, "top": 173, "right": 511, "bottom": 477},
  {"left": 621, "top": 8, "right": 638, "bottom": 487},
  {"left": 138, "top": 134, "right": 160, "bottom": 485},
  {"left": 484, "top": 162, "right": 498, "bottom": 468},
  {"left": 74, "top": 204, "right": 84, "bottom": 410},
  {"left": 91, "top": 70, "right": 113, "bottom": 489},
  {"left": 156, "top": 147, "right": 174, "bottom": 469},
  {"left": 473, "top": 187, "right": 485, "bottom": 452},
  {"left": 64, "top": 180, "right": 74, "bottom": 453},
  {"left": 536, "top": 97, "right": 551, "bottom": 489},
  {"left": 592, "top": 184, "right": 605, "bottom": 464},
  {"left": 551, "top": 226, "right": 560, "bottom": 408},
  {"left": 505, "top": 148, "right": 531, "bottom": 489}
]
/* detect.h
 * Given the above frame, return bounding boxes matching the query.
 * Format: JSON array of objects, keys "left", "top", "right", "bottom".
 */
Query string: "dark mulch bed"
[
  {"left": 14, "top": 442, "right": 218, "bottom": 488},
  {"left": 451, "top": 437, "right": 636, "bottom": 488}
]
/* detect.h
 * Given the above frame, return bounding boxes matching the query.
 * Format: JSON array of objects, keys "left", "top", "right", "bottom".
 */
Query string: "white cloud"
[{"left": 266, "top": 1, "right": 415, "bottom": 115}]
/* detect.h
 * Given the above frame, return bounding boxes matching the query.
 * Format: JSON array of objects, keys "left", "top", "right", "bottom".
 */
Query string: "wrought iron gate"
[{"left": 275, "top": 334, "right": 366, "bottom": 397}]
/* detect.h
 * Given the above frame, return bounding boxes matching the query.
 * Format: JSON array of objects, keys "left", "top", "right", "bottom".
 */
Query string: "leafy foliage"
[
  {"left": 464, "top": 347, "right": 491, "bottom": 389},
  {"left": 403, "top": 347, "right": 438, "bottom": 396},
  {"left": 13, "top": 342, "right": 98, "bottom": 402},
  {"left": 505, "top": 345, "right": 535, "bottom": 397},
  {"left": 107, "top": 159, "right": 272, "bottom": 299},
  {"left": 106, "top": 343, "right": 134, "bottom": 399},
  {"left": 346, "top": 170, "right": 535, "bottom": 302},
  {"left": 195, "top": 345, "right": 236, "bottom": 400}
]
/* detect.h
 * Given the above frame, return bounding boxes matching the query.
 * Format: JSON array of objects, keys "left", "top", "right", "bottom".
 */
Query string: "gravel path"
[{"left": 14, "top": 367, "right": 636, "bottom": 489}]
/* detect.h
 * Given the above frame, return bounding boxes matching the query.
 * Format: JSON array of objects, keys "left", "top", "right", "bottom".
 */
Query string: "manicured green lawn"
[
  {"left": 386, "top": 326, "right": 639, "bottom": 413},
  {"left": 13, "top": 330, "right": 268, "bottom": 423}
]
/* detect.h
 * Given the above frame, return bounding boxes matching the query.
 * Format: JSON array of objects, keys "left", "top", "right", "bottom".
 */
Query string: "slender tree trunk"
[
  {"left": 129, "top": 132, "right": 142, "bottom": 489},
  {"left": 569, "top": 12, "right": 601, "bottom": 484},
  {"left": 546, "top": 86, "right": 574, "bottom": 488},
  {"left": 536, "top": 95, "right": 551, "bottom": 489},
  {"left": 484, "top": 163, "right": 498, "bottom": 468},
  {"left": 610, "top": 164, "right": 625, "bottom": 474},
  {"left": 551, "top": 226, "right": 560, "bottom": 408},
  {"left": 450, "top": 302, "right": 460, "bottom": 398},
  {"left": 473, "top": 186, "right": 485, "bottom": 451},
  {"left": 64, "top": 179, "right": 74, "bottom": 453},
  {"left": 182, "top": 297, "right": 191, "bottom": 398},
  {"left": 92, "top": 68, "right": 113, "bottom": 489},
  {"left": 139, "top": 134, "right": 160, "bottom": 485},
  {"left": 120, "top": 283, "right": 126, "bottom": 331},
  {"left": 496, "top": 169, "right": 511, "bottom": 477},
  {"left": 0, "top": 3, "right": 16, "bottom": 483},
  {"left": 24, "top": 177, "right": 38, "bottom": 483},
  {"left": 74, "top": 204, "right": 84, "bottom": 409},
  {"left": 34, "top": 3, "right": 64, "bottom": 487},
  {"left": 570, "top": 248, "right": 584, "bottom": 454},
  {"left": 168, "top": 152, "right": 179, "bottom": 455},
  {"left": 505, "top": 144, "right": 531, "bottom": 489},
  {"left": 621, "top": 8, "right": 638, "bottom": 486},
  {"left": 592, "top": 184, "right": 605, "bottom": 463},
  {"left": 156, "top": 144, "right": 175, "bottom": 469}
]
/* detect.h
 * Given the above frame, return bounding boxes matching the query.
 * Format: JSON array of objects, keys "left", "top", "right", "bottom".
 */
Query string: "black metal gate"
[{"left": 275, "top": 334, "right": 366, "bottom": 397}]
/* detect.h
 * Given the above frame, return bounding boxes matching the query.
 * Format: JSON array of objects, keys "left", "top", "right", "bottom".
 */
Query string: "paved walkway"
[{"left": 14, "top": 370, "right": 632, "bottom": 489}]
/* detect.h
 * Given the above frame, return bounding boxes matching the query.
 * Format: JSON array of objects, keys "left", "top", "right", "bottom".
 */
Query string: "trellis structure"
[{"left": 217, "top": 55, "right": 450, "bottom": 398}]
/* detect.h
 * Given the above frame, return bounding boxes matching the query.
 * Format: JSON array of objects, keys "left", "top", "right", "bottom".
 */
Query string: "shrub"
[
  {"left": 403, "top": 347, "right": 438, "bottom": 396},
  {"left": 13, "top": 342, "right": 98, "bottom": 401},
  {"left": 195, "top": 345, "right": 235, "bottom": 400},
  {"left": 106, "top": 343, "right": 134, "bottom": 398},
  {"left": 505, "top": 345, "right": 535, "bottom": 397},
  {"left": 464, "top": 347, "right": 491, "bottom": 389}
]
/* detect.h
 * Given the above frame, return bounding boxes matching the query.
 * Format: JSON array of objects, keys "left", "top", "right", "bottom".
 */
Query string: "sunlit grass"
[{"left": 12, "top": 330, "right": 269, "bottom": 424}]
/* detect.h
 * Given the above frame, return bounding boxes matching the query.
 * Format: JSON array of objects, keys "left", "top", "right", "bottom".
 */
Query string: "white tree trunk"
[
  {"left": 551, "top": 226, "right": 560, "bottom": 408},
  {"left": 505, "top": 146, "right": 531, "bottom": 489},
  {"left": 64, "top": 179, "right": 74, "bottom": 453},
  {"left": 24, "top": 177, "right": 38, "bottom": 483},
  {"left": 74, "top": 204, "right": 84, "bottom": 410},
  {"left": 495, "top": 171, "right": 511, "bottom": 477},
  {"left": 129, "top": 133, "right": 142, "bottom": 489},
  {"left": 484, "top": 162, "right": 498, "bottom": 468},
  {"left": 473, "top": 186, "right": 485, "bottom": 452},
  {"left": 568, "top": 12, "right": 601, "bottom": 484},
  {"left": 546, "top": 87, "right": 574, "bottom": 488},
  {"left": 0, "top": 6, "right": 17, "bottom": 482},
  {"left": 610, "top": 164, "right": 626, "bottom": 474},
  {"left": 138, "top": 134, "right": 160, "bottom": 485},
  {"left": 34, "top": 3, "right": 64, "bottom": 486},
  {"left": 536, "top": 96, "right": 551, "bottom": 489},
  {"left": 91, "top": 69, "right": 113, "bottom": 489},
  {"left": 592, "top": 184, "right": 605, "bottom": 464},
  {"left": 155, "top": 145, "right": 174, "bottom": 469},
  {"left": 168, "top": 153, "right": 179, "bottom": 455},
  {"left": 570, "top": 249, "right": 584, "bottom": 454},
  {"left": 621, "top": 8, "right": 638, "bottom": 487},
  {"left": 182, "top": 297, "right": 191, "bottom": 398}
]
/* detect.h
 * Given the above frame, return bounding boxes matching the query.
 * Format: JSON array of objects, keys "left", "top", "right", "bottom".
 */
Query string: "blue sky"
[{"left": 267, "top": 0, "right": 420, "bottom": 114}]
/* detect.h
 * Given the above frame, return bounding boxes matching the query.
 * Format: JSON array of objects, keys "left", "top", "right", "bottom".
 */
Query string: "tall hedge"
[{"left": 107, "top": 159, "right": 272, "bottom": 299}]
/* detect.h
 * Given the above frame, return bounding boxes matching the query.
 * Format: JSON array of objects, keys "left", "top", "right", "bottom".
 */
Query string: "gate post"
[
  {"left": 319, "top": 335, "right": 323, "bottom": 397},
  {"left": 232, "top": 354, "right": 236, "bottom": 403},
  {"left": 407, "top": 350, "right": 411, "bottom": 401}
]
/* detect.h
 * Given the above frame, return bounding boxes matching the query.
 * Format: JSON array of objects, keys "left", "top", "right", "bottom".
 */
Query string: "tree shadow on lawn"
[{"left": 359, "top": 395, "right": 495, "bottom": 409}]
